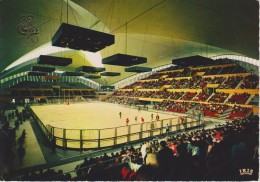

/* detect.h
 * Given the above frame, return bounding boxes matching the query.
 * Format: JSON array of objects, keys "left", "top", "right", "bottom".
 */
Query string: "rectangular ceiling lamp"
[
  {"left": 102, "top": 53, "right": 147, "bottom": 66},
  {"left": 172, "top": 55, "right": 213, "bottom": 67},
  {"left": 100, "top": 72, "right": 121, "bottom": 76},
  {"left": 76, "top": 66, "right": 105, "bottom": 73},
  {"left": 32, "top": 66, "right": 55, "bottom": 72},
  {"left": 52, "top": 23, "right": 115, "bottom": 52},
  {"left": 28, "top": 72, "right": 47, "bottom": 76},
  {"left": 125, "top": 66, "right": 152, "bottom": 73},
  {"left": 62, "top": 72, "right": 84, "bottom": 76},
  {"left": 38, "top": 55, "right": 72, "bottom": 66}
]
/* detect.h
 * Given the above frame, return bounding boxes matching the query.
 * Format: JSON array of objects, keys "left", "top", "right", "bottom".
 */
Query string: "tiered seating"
[
  {"left": 219, "top": 76, "right": 243, "bottom": 89},
  {"left": 43, "top": 90, "right": 54, "bottom": 96},
  {"left": 176, "top": 68, "right": 191, "bottom": 77},
  {"left": 228, "top": 93, "right": 250, "bottom": 104},
  {"left": 227, "top": 106, "right": 252, "bottom": 120},
  {"left": 122, "top": 82, "right": 141, "bottom": 89},
  {"left": 140, "top": 80, "right": 163, "bottom": 89},
  {"left": 219, "top": 65, "right": 247, "bottom": 74},
  {"left": 168, "top": 92, "right": 184, "bottom": 100},
  {"left": 135, "top": 91, "right": 155, "bottom": 98},
  {"left": 192, "top": 92, "right": 210, "bottom": 102},
  {"left": 109, "top": 62, "right": 256, "bottom": 119},
  {"left": 153, "top": 100, "right": 168, "bottom": 110},
  {"left": 31, "top": 90, "right": 43, "bottom": 96},
  {"left": 180, "top": 92, "right": 197, "bottom": 101},
  {"left": 204, "top": 67, "right": 222, "bottom": 75},
  {"left": 16, "top": 115, "right": 258, "bottom": 181},
  {"left": 208, "top": 92, "right": 228, "bottom": 103},
  {"left": 209, "top": 76, "right": 226, "bottom": 84},
  {"left": 239, "top": 75, "right": 259, "bottom": 89},
  {"left": 73, "top": 90, "right": 82, "bottom": 96},
  {"left": 82, "top": 90, "right": 96, "bottom": 96},
  {"left": 20, "top": 90, "right": 31, "bottom": 97},
  {"left": 11, "top": 90, "right": 19, "bottom": 96},
  {"left": 165, "top": 71, "right": 181, "bottom": 78},
  {"left": 190, "top": 68, "right": 209, "bottom": 76},
  {"left": 169, "top": 78, "right": 190, "bottom": 89},
  {"left": 106, "top": 97, "right": 139, "bottom": 105},
  {"left": 165, "top": 101, "right": 195, "bottom": 113},
  {"left": 194, "top": 77, "right": 212, "bottom": 88},
  {"left": 11, "top": 81, "right": 95, "bottom": 99},
  {"left": 150, "top": 91, "right": 170, "bottom": 99},
  {"left": 114, "top": 90, "right": 135, "bottom": 97},
  {"left": 13, "top": 81, "right": 52, "bottom": 88},
  {"left": 200, "top": 104, "right": 229, "bottom": 117}
]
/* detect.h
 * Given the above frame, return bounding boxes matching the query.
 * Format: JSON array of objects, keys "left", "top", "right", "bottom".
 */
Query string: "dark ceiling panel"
[
  {"left": 125, "top": 66, "right": 152, "bottom": 73},
  {"left": 76, "top": 66, "right": 105, "bottom": 73},
  {"left": 172, "top": 55, "right": 214, "bottom": 67},
  {"left": 37, "top": 55, "right": 72, "bottom": 66},
  {"left": 100, "top": 72, "right": 121, "bottom": 76},
  {"left": 62, "top": 72, "right": 84, "bottom": 76},
  {"left": 52, "top": 23, "right": 115, "bottom": 52},
  {"left": 102, "top": 54, "right": 147, "bottom": 66}
]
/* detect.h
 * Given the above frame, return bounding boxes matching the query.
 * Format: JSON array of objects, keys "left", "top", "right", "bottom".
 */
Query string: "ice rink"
[{"left": 31, "top": 102, "right": 176, "bottom": 130}]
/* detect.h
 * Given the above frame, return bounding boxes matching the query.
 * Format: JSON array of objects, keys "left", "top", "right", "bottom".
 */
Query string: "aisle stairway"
[
  {"left": 217, "top": 107, "right": 233, "bottom": 120},
  {"left": 245, "top": 94, "right": 257, "bottom": 105},
  {"left": 205, "top": 93, "right": 214, "bottom": 102},
  {"left": 235, "top": 78, "right": 245, "bottom": 89}
]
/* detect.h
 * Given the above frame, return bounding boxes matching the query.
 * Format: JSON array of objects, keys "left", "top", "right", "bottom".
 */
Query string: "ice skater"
[
  {"left": 141, "top": 117, "right": 144, "bottom": 123},
  {"left": 126, "top": 117, "right": 129, "bottom": 125},
  {"left": 156, "top": 114, "right": 159, "bottom": 121},
  {"left": 119, "top": 112, "right": 122, "bottom": 119}
]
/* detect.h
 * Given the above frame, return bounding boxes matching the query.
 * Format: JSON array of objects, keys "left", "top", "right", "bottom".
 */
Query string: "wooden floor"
[{"left": 31, "top": 102, "right": 175, "bottom": 130}]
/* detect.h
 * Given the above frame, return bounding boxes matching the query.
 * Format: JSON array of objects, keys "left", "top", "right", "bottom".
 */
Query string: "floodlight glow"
[
  {"left": 81, "top": 51, "right": 103, "bottom": 67},
  {"left": 54, "top": 70, "right": 65, "bottom": 74}
]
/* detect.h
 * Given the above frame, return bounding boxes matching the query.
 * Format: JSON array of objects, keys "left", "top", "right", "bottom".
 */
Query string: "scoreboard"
[{"left": 100, "top": 86, "right": 115, "bottom": 91}]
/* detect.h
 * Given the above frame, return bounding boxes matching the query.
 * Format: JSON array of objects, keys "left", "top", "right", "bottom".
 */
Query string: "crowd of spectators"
[
  {"left": 0, "top": 106, "right": 30, "bottom": 178},
  {"left": 122, "top": 75, "right": 253, "bottom": 92},
  {"left": 219, "top": 76, "right": 243, "bottom": 89},
  {"left": 11, "top": 81, "right": 97, "bottom": 100},
  {"left": 18, "top": 115, "right": 258, "bottom": 181},
  {"left": 199, "top": 104, "right": 229, "bottom": 117},
  {"left": 239, "top": 75, "right": 259, "bottom": 89},
  {"left": 164, "top": 71, "right": 182, "bottom": 78},
  {"left": 153, "top": 101, "right": 196, "bottom": 114},
  {"left": 181, "top": 92, "right": 197, "bottom": 101},
  {"left": 208, "top": 92, "right": 229, "bottom": 103},
  {"left": 122, "top": 82, "right": 142, "bottom": 89},
  {"left": 105, "top": 97, "right": 140, "bottom": 106},
  {"left": 227, "top": 106, "right": 252, "bottom": 120},
  {"left": 228, "top": 93, "right": 251, "bottom": 104},
  {"left": 192, "top": 92, "right": 210, "bottom": 102},
  {"left": 209, "top": 76, "right": 226, "bottom": 84},
  {"left": 219, "top": 65, "right": 247, "bottom": 74}
]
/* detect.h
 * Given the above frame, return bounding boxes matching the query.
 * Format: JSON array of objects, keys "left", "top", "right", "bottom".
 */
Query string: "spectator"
[{"left": 157, "top": 140, "right": 174, "bottom": 180}]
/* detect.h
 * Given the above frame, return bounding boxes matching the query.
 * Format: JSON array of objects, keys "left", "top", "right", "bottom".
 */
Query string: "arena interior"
[{"left": 0, "top": 0, "right": 259, "bottom": 181}]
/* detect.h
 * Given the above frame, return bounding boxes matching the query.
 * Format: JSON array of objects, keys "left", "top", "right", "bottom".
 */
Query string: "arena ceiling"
[{"left": 0, "top": 0, "right": 259, "bottom": 86}]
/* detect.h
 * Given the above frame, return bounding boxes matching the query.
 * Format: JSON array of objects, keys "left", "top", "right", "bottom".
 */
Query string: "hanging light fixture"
[{"left": 102, "top": 22, "right": 147, "bottom": 66}]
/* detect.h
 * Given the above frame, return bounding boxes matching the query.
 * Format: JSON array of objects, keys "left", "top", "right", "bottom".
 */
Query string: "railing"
[
  {"left": 28, "top": 106, "right": 52, "bottom": 142},
  {"left": 29, "top": 105, "right": 201, "bottom": 150}
]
